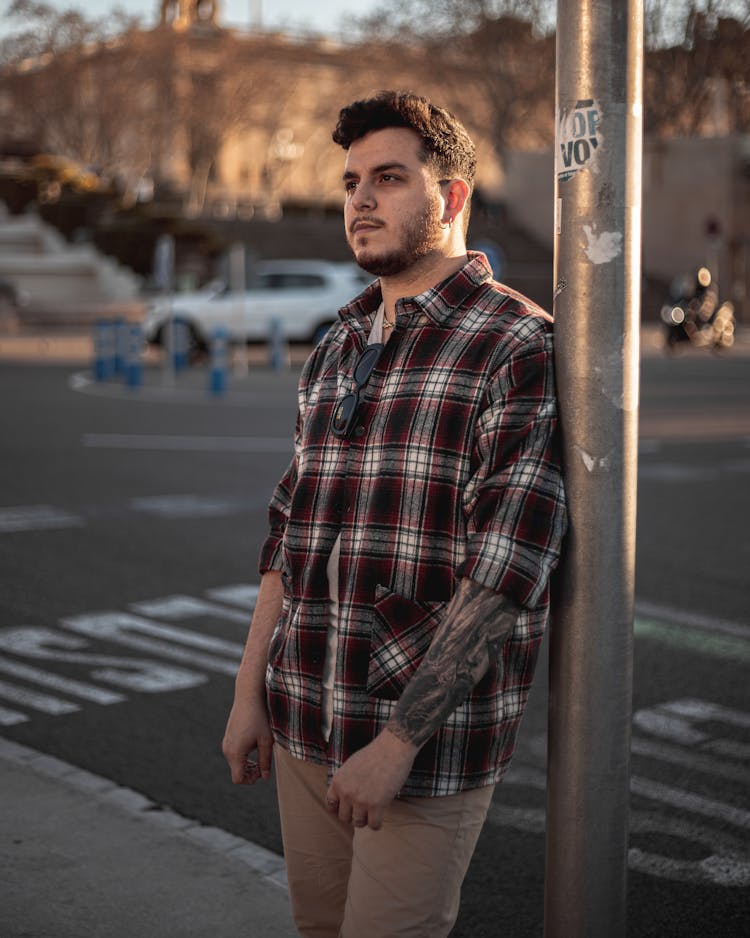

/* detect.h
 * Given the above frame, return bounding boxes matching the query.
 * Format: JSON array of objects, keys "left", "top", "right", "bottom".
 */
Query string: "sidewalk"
[
  {"left": 0, "top": 738, "right": 297, "bottom": 938},
  {"left": 1, "top": 323, "right": 749, "bottom": 366},
  {"left": 0, "top": 328, "right": 311, "bottom": 368}
]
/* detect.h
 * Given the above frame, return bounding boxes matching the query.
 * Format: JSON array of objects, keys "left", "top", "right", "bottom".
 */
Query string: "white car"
[{"left": 142, "top": 259, "right": 372, "bottom": 353}]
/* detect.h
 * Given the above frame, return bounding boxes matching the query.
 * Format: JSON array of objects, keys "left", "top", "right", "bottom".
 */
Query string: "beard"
[{"left": 348, "top": 194, "right": 443, "bottom": 278}]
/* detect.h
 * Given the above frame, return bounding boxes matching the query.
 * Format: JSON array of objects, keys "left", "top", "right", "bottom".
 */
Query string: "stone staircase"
[{"left": 0, "top": 204, "right": 144, "bottom": 329}]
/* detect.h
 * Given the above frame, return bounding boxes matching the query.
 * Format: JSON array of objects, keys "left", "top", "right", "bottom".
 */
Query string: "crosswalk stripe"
[
  {"left": 0, "top": 505, "right": 84, "bottom": 533},
  {"left": 0, "top": 703, "right": 28, "bottom": 726},
  {"left": 0, "top": 678, "right": 80, "bottom": 715},
  {"left": 0, "top": 658, "right": 125, "bottom": 705}
]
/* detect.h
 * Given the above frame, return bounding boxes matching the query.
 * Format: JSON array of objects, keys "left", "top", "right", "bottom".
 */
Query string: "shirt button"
[{"left": 354, "top": 424, "right": 365, "bottom": 437}]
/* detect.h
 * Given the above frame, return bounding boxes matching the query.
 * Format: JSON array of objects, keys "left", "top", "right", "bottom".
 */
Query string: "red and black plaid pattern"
[{"left": 259, "top": 253, "right": 567, "bottom": 796}]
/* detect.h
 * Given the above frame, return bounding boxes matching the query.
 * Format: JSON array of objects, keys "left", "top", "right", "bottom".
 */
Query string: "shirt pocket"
[{"left": 367, "top": 588, "right": 448, "bottom": 700}]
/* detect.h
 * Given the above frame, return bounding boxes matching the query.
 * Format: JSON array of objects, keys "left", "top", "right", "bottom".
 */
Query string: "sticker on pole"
[{"left": 557, "top": 99, "right": 602, "bottom": 182}]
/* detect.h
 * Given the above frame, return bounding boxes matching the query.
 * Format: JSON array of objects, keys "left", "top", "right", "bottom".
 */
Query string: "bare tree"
[
  {"left": 168, "top": 32, "right": 305, "bottom": 214},
  {"left": 2, "top": 0, "right": 746, "bottom": 223},
  {"left": 351, "top": 0, "right": 555, "bottom": 167},
  {"left": 0, "top": 7, "right": 302, "bottom": 208},
  {"left": 644, "top": 0, "right": 750, "bottom": 47},
  {"left": 351, "top": 0, "right": 749, "bottom": 157},
  {"left": 0, "top": 0, "right": 151, "bottom": 197},
  {"left": 644, "top": 0, "right": 750, "bottom": 135},
  {"left": 0, "top": 0, "right": 140, "bottom": 65}
]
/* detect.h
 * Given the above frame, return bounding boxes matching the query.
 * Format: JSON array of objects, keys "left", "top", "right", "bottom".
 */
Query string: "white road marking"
[
  {"left": 496, "top": 762, "right": 750, "bottom": 886},
  {"left": 69, "top": 373, "right": 89, "bottom": 390},
  {"left": 0, "top": 678, "right": 80, "bottom": 715},
  {"left": 634, "top": 618, "right": 750, "bottom": 662},
  {"left": 3, "top": 578, "right": 748, "bottom": 890},
  {"left": 634, "top": 601, "right": 750, "bottom": 641},
  {"left": 0, "top": 505, "right": 84, "bottom": 533},
  {"left": 60, "top": 613, "right": 241, "bottom": 675},
  {"left": 130, "top": 494, "right": 252, "bottom": 518},
  {"left": 520, "top": 700, "right": 750, "bottom": 833},
  {"left": 631, "top": 735, "right": 748, "bottom": 784},
  {"left": 631, "top": 775, "right": 750, "bottom": 830},
  {"left": 634, "top": 698, "right": 750, "bottom": 750},
  {"left": 487, "top": 800, "right": 750, "bottom": 887},
  {"left": 206, "top": 584, "right": 259, "bottom": 612},
  {"left": 0, "top": 627, "right": 207, "bottom": 693},
  {"left": 0, "top": 658, "right": 125, "bottom": 705},
  {"left": 83, "top": 433, "right": 291, "bottom": 453},
  {"left": 704, "top": 738, "right": 750, "bottom": 761},
  {"left": 634, "top": 708, "right": 706, "bottom": 745},
  {"left": 71, "top": 610, "right": 245, "bottom": 656},
  {"left": 661, "top": 698, "right": 750, "bottom": 729},
  {"left": 627, "top": 812, "right": 750, "bottom": 887},
  {"left": 130, "top": 596, "right": 250, "bottom": 625},
  {"left": 0, "top": 495, "right": 268, "bottom": 535},
  {"left": 0, "top": 704, "right": 28, "bottom": 726}
]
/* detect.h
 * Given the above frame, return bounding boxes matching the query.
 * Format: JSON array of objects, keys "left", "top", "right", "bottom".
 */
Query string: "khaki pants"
[{"left": 274, "top": 745, "right": 494, "bottom": 938}]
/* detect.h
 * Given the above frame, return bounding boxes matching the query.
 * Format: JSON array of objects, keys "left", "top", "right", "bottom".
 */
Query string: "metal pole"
[
  {"left": 545, "top": 2, "right": 643, "bottom": 937},
  {"left": 229, "top": 242, "right": 249, "bottom": 376},
  {"left": 154, "top": 233, "right": 176, "bottom": 388}
]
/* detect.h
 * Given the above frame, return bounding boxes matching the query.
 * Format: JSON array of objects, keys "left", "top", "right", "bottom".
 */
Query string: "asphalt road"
[{"left": 1, "top": 348, "right": 748, "bottom": 937}]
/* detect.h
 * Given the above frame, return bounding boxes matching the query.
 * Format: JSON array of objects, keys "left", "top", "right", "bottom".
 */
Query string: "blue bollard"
[
  {"left": 114, "top": 317, "right": 128, "bottom": 376},
  {"left": 209, "top": 327, "right": 229, "bottom": 396},
  {"left": 93, "top": 319, "right": 116, "bottom": 382},
  {"left": 125, "top": 324, "right": 143, "bottom": 389},
  {"left": 172, "top": 319, "right": 189, "bottom": 372},
  {"left": 268, "top": 316, "right": 287, "bottom": 371}
]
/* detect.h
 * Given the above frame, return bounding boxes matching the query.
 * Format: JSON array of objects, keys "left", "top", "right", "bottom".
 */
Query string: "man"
[{"left": 223, "top": 91, "right": 567, "bottom": 937}]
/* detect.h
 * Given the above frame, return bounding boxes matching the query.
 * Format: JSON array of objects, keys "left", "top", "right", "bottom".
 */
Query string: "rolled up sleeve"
[
  {"left": 258, "top": 454, "right": 296, "bottom": 574},
  {"left": 457, "top": 327, "right": 567, "bottom": 608},
  {"left": 258, "top": 368, "right": 309, "bottom": 575}
]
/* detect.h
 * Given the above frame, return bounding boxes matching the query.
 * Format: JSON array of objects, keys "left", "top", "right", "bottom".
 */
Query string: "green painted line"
[{"left": 634, "top": 617, "right": 750, "bottom": 663}]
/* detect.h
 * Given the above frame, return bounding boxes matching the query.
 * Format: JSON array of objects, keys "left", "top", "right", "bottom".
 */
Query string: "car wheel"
[
  {"left": 155, "top": 319, "right": 208, "bottom": 363},
  {"left": 0, "top": 294, "right": 19, "bottom": 333}
]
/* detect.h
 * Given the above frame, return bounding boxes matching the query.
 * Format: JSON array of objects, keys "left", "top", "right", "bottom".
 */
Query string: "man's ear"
[{"left": 442, "top": 178, "right": 471, "bottom": 225}]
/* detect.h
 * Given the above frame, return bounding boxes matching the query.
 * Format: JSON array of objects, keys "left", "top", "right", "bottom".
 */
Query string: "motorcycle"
[{"left": 660, "top": 267, "right": 735, "bottom": 352}]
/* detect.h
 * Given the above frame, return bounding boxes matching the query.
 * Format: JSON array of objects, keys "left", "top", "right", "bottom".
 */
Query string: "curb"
[
  {"left": 0, "top": 737, "right": 288, "bottom": 891},
  {"left": 1, "top": 324, "right": 749, "bottom": 366}
]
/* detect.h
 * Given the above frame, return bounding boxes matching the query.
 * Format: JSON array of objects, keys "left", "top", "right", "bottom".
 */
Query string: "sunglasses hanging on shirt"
[{"left": 330, "top": 343, "right": 385, "bottom": 439}]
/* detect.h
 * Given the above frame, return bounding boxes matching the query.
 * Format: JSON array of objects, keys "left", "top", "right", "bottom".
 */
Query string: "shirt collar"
[{"left": 338, "top": 251, "right": 494, "bottom": 332}]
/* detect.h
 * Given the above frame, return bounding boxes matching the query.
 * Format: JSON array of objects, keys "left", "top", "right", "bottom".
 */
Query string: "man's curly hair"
[{"left": 332, "top": 90, "right": 476, "bottom": 190}]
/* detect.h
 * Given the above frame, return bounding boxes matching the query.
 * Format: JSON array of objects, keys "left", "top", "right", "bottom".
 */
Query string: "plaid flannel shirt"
[{"left": 259, "top": 253, "right": 567, "bottom": 796}]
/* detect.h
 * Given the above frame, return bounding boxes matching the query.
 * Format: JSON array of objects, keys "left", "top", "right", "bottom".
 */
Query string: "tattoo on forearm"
[{"left": 387, "top": 580, "right": 521, "bottom": 749}]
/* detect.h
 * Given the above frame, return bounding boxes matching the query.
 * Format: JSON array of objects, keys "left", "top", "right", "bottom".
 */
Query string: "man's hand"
[
  {"left": 221, "top": 570, "right": 282, "bottom": 785},
  {"left": 324, "top": 582, "right": 519, "bottom": 829},
  {"left": 325, "top": 728, "right": 418, "bottom": 831},
  {"left": 222, "top": 694, "right": 274, "bottom": 785}
]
